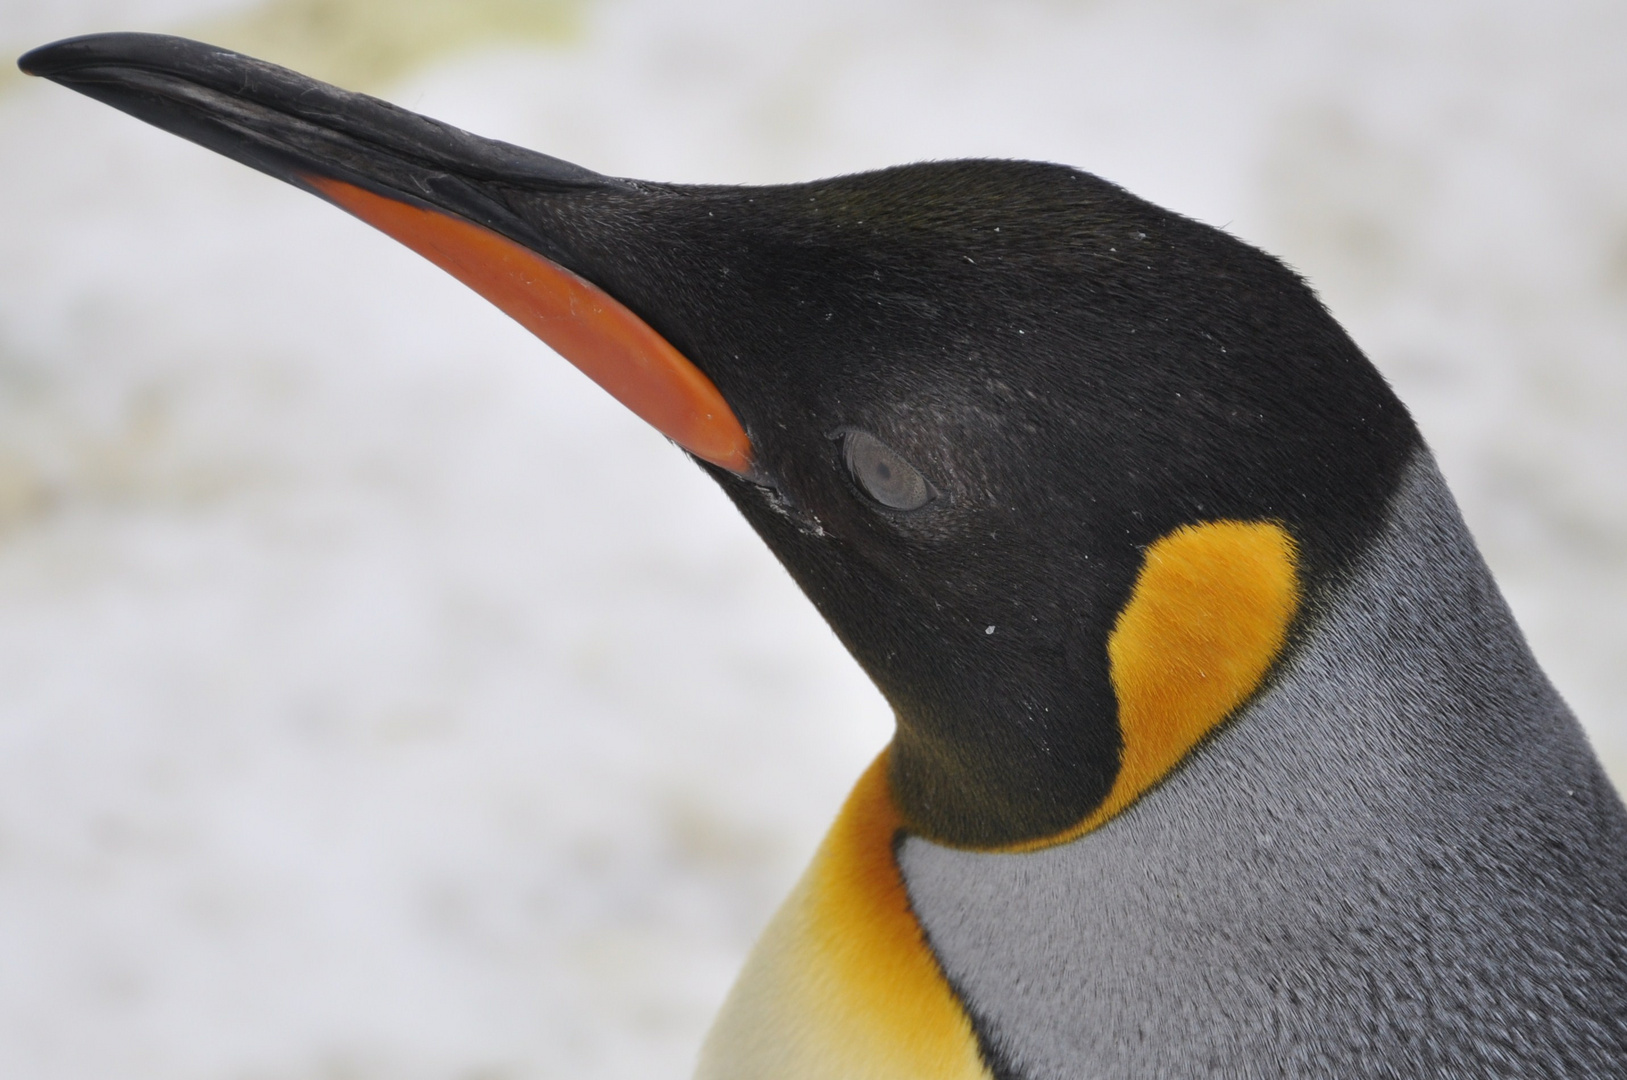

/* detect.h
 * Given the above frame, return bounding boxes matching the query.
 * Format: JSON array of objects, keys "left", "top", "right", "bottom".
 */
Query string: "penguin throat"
[{"left": 696, "top": 755, "right": 992, "bottom": 1079}]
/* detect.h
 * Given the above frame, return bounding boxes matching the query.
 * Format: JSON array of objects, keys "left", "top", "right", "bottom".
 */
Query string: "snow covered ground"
[{"left": 0, "top": 1, "right": 1623, "bottom": 1077}]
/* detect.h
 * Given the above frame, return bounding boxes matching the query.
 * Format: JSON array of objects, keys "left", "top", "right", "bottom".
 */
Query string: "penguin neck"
[
  {"left": 1273, "top": 445, "right": 1577, "bottom": 792},
  {"left": 905, "top": 442, "right": 1620, "bottom": 900},
  {"left": 1143, "top": 444, "right": 1600, "bottom": 827},
  {"left": 895, "top": 445, "right": 1627, "bottom": 1076}
]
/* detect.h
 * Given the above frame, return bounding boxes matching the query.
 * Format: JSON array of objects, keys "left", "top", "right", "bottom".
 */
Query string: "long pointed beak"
[{"left": 19, "top": 32, "right": 756, "bottom": 478}]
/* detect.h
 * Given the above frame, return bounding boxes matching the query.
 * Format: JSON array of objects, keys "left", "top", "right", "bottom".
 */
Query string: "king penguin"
[{"left": 22, "top": 33, "right": 1627, "bottom": 1078}]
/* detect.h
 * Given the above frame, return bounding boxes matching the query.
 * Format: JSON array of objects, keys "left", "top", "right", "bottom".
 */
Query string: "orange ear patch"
[
  {"left": 1010, "top": 520, "right": 1299, "bottom": 852},
  {"left": 1107, "top": 520, "right": 1299, "bottom": 805}
]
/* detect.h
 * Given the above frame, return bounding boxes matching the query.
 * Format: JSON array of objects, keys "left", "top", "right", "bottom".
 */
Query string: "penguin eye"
[{"left": 841, "top": 429, "right": 935, "bottom": 511}]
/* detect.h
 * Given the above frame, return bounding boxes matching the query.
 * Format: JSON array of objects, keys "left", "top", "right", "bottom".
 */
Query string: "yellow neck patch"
[
  {"left": 1008, "top": 519, "right": 1300, "bottom": 853},
  {"left": 696, "top": 755, "right": 990, "bottom": 1080}
]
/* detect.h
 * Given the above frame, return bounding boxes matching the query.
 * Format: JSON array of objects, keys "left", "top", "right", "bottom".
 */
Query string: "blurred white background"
[{"left": 1, "top": 1, "right": 1623, "bottom": 1077}]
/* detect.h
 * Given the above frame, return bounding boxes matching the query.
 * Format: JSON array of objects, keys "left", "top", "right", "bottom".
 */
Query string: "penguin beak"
[{"left": 17, "top": 32, "right": 756, "bottom": 478}]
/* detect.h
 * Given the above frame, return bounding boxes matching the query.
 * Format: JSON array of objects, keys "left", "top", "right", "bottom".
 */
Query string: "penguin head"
[{"left": 23, "top": 34, "right": 1419, "bottom": 848}]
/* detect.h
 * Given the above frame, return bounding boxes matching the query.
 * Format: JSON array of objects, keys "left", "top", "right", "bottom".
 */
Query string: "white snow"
[{"left": 1, "top": 1, "right": 1623, "bottom": 1077}]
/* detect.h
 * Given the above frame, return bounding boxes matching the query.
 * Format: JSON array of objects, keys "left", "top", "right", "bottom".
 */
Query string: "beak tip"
[
  {"left": 19, "top": 35, "right": 106, "bottom": 80},
  {"left": 18, "top": 32, "right": 187, "bottom": 80},
  {"left": 17, "top": 42, "right": 58, "bottom": 77}
]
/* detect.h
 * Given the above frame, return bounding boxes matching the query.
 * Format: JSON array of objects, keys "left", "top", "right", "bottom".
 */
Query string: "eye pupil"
[{"left": 842, "top": 430, "right": 934, "bottom": 511}]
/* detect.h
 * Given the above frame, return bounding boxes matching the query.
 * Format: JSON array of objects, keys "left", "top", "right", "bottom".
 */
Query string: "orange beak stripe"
[{"left": 306, "top": 176, "right": 755, "bottom": 476}]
